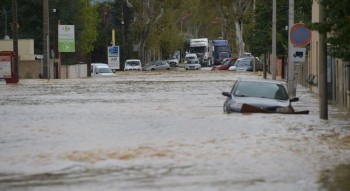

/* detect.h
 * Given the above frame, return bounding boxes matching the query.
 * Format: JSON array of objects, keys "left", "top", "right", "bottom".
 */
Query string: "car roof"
[
  {"left": 91, "top": 63, "right": 108, "bottom": 66},
  {"left": 126, "top": 59, "right": 141, "bottom": 62},
  {"left": 185, "top": 53, "right": 197, "bottom": 57},
  {"left": 237, "top": 78, "right": 286, "bottom": 85}
]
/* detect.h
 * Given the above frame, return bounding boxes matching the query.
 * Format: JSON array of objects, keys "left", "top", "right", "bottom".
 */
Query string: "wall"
[
  {"left": 0, "top": 39, "right": 35, "bottom": 60},
  {"left": 19, "top": 60, "right": 41, "bottom": 79},
  {"left": 61, "top": 64, "right": 87, "bottom": 79}
]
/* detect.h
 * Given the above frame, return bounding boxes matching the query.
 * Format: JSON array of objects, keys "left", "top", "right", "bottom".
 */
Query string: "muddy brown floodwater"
[{"left": 0, "top": 69, "right": 350, "bottom": 191}]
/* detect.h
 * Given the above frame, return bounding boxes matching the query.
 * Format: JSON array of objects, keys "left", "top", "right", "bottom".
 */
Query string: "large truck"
[
  {"left": 209, "top": 39, "right": 231, "bottom": 65},
  {"left": 189, "top": 38, "right": 211, "bottom": 66}
]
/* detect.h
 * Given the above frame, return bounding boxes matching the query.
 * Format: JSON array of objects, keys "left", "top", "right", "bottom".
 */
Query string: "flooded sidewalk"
[{"left": 0, "top": 70, "right": 349, "bottom": 191}]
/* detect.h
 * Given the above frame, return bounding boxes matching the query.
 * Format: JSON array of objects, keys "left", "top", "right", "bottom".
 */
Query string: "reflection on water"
[{"left": 319, "top": 164, "right": 350, "bottom": 191}]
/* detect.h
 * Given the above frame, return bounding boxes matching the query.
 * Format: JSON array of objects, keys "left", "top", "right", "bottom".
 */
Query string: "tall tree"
[
  {"left": 130, "top": 0, "right": 164, "bottom": 63},
  {"left": 215, "top": 0, "right": 254, "bottom": 56}
]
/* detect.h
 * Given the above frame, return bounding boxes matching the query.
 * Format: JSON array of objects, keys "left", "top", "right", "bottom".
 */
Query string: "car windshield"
[
  {"left": 234, "top": 81, "right": 288, "bottom": 100},
  {"left": 188, "top": 60, "right": 199, "bottom": 64},
  {"left": 186, "top": 56, "right": 196, "bottom": 60},
  {"left": 236, "top": 59, "right": 252, "bottom": 67},
  {"left": 226, "top": 60, "right": 236, "bottom": 66},
  {"left": 97, "top": 68, "right": 113, "bottom": 73},
  {"left": 126, "top": 61, "right": 140, "bottom": 66}
]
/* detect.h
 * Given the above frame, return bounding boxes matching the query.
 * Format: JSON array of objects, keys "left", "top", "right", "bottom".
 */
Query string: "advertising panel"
[
  {"left": 58, "top": 25, "right": 75, "bottom": 52},
  {"left": 108, "top": 46, "right": 120, "bottom": 70}
]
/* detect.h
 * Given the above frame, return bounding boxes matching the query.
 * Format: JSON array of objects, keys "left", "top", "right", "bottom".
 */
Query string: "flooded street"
[{"left": 1, "top": 70, "right": 350, "bottom": 191}]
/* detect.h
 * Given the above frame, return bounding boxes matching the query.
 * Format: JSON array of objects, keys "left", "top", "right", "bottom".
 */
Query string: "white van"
[
  {"left": 91, "top": 63, "right": 116, "bottom": 77},
  {"left": 124, "top": 59, "right": 142, "bottom": 71}
]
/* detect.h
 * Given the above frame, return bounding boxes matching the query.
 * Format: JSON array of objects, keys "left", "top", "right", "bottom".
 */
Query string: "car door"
[{"left": 155, "top": 61, "right": 162, "bottom": 70}]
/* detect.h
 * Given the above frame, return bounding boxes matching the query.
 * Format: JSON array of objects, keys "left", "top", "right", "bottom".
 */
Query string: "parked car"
[
  {"left": 142, "top": 60, "right": 171, "bottom": 71},
  {"left": 211, "top": 57, "right": 237, "bottom": 70},
  {"left": 91, "top": 63, "right": 116, "bottom": 77},
  {"left": 166, "top": 58, "right": 179, "bottom": 67},
  {"left": 184, "top": 53, "right": 198, "bottom": 64},
  {"left": 228, "top": 57, "right": 263, "bottom": 71},
  {"left": 184, "top": 58, "right": 201, "bottom": 70},
  {"left": 124, "top": 59, "right": 142, "bottom": 71},
  {"left": 222, "top": 78, "right": 304, "bottom": 114}
]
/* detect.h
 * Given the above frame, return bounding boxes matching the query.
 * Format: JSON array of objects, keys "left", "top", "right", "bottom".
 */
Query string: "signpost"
[{"left": 288, "top": 22, "right": 312, "bottom": 97}]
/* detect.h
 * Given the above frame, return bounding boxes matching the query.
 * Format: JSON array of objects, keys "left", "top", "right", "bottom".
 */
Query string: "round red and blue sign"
[{"left": 290, "top": 23, "right": 312, "bottom": 47}]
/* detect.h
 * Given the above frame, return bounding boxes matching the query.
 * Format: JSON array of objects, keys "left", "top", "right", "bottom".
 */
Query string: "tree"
[
  {"left": 246, "top": 0, "right": 311, "bottom": 57},
  {"left": 215, "top": 0, "right": 254, "bottom": 56},
  {"left": 311, "top": 0, "right": 350, "bottom": 61}
]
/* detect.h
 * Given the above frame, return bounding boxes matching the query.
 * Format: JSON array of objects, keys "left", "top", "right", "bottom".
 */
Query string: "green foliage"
[
  {"left": 76, "top": 1, "right": 99, "bottom": 55},
  {"left": 311, "top": 0, "right": 350, "bottom": 61},
  {"left": 247, "top": 0, "right": 311, "bottom": 57}
]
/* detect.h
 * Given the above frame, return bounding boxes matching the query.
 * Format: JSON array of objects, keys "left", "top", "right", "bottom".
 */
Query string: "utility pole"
[
  {"left": 319, "top": 3, "right": 328, "bottom": 119},
  {"left": 271, "top": 0, "right": 277, "bottom": 80},
  {"left": 12, "top": 0, "right": 18, "bottom": 83},
  {"left": 287, "top": 0, "right": 295, "bottom": 97},
  {"left": 43, "top": 0, "right": 50, "bottom": 79}
]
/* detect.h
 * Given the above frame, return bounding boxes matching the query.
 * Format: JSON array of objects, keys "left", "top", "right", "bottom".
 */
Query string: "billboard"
[
  {"left": 58, "top": 25, "right": 75, "bottom": 52},
  {"left": 108, "top": 46, "right": 120, "bottom": 70}
]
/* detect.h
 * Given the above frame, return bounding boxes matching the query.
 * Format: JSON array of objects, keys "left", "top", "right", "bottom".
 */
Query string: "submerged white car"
[
  {"left": 124, "top": 59, "right": 142, "bottom": 71},
  {"left": 91, "top": 63, "right": 116, "bottom": 77}
]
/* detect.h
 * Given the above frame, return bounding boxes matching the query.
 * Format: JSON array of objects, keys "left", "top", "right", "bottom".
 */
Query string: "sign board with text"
[
  {"left": 107, "top": 46, "right": 120, "bottom": 70},
  {"left": 58, "top": 25, "right": 75, "bottom": 52},
  {"left": 0, "top": 56, "right": 12, "bottom": 78}
]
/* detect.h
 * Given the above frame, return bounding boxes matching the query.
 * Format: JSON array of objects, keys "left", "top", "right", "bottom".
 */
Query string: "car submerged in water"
[
  {"left": 91, "top": 63, "right": 116, "bottom": 77},
  {"left": 222, "top": 78, "right": 309, "bottom": 114},
  {"left": 142, "top": 60, "right": 171, "bottom": 71}
]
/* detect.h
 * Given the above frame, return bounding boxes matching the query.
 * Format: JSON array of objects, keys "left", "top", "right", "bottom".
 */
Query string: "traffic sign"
[
  {"left": 290, "top": 23, "right": 312, "bottom": 47},
  {"left": 291, "top": 47, "right": 306, "bottom": 62}
]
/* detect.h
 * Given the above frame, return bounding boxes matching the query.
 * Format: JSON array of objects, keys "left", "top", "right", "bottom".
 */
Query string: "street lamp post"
[{"left": 176, "top": 14, "right": 192, "bottom": 34}]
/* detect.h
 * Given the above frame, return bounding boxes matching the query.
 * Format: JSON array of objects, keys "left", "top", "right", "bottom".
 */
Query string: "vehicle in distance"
[
  {"left": 184, "top": 53, "right": 198, "bottom": 64},
  {"left": 210, "top": 39, "right": 231, "bottom": 65},
  {"left": 189, "top": 38, "right": 210, "bottom": 66},
  {"left": 211, "top": 57, "right": 237, "bottom": 70},
  {"left": 185, "top": 58, "right": 201, "bottom": 70},
  {"left": 166, "top": 58, "right": 179, "bottom": 67},
  {"left": 142, "top": 60, "right": 171, "bottom": 71},
  {"left": 229, "top": 57, "right": 263, "bottom": 71},
  {"left": 222, "top": 78, "right": 308, "bottom": 114},
  {"left": 124, "top": 59, "right": 142, "bottom": 71},
  {"left": 91, "top": 63, "right": 116, "bottom": 77}
]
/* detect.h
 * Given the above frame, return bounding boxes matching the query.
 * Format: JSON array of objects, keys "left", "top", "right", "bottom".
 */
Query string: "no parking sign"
[{"left": 290, "top": 23, "right": 312, "bottom": 47}]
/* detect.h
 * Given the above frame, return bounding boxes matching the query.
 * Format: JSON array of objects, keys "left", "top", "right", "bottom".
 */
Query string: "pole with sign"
[
  {"left": 107, "top": 46, "right": 120, "bottom": 71},
  {"left": 288, "top": 20, "right": 312, "bottom": 97}
]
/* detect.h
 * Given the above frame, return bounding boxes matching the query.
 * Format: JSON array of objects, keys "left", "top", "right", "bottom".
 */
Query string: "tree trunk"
[{"left": 235, "top": 19, "right": 245, "bottom": 56}]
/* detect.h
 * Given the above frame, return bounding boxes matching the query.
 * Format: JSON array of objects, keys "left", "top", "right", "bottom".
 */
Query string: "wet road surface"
[{"left": 0, "top": 70, "right": 350, "bottom": 191}]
